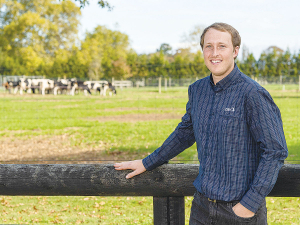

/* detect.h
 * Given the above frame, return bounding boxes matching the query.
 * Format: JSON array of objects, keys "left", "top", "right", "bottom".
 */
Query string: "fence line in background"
[{"left": 2, "top": 75, "right": 300, "bottom": 89}]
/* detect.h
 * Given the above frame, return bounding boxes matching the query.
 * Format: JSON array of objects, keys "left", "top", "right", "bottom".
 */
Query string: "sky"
[{"left": 79, "top": 0, "right": 300, "bottom": 60}]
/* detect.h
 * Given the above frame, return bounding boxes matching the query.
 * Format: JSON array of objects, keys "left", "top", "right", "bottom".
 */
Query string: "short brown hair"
[{"left": 200, "top": 22, "right": 241, "bottom": 50}]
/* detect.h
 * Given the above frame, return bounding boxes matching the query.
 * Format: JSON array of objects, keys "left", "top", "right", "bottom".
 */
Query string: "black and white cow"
[
  {"left": 93, "top": 81, "right": 117, "bottom": 96},
  {"left": 91, "top": 81, "right": 108, "bottom": 96},
  {"left": 107, "top": 83, "right": 117, "bottom": 96},
  {"left": 3, "top": 81, "right": 20, "bottom": 94},
  {"left": 24, "top": 79, "right": 54, "bottom": 95},
  {"left": 70, "top": 80, "right": 92, "bottom": 96},
  {"left": 53, "top": 78, "right": 74, "bottom": 95}
]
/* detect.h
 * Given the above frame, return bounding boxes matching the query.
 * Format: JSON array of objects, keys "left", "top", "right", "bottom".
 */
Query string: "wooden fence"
[{"left": 0, "top": 164, "right": 299, "bottom": 225}]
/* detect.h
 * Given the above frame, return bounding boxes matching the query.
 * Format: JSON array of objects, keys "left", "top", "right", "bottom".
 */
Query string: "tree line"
[{"left": 0, "top": 0, "right": 300, "bottom": 81}]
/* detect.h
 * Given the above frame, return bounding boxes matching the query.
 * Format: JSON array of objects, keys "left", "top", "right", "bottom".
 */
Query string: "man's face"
[{"left": 203, "top": 28, "right": 239, "bottom": 79}]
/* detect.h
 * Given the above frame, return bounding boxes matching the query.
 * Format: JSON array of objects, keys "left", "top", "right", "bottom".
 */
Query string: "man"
[{"left": 114, "top": 22, "right": 288, "bottom": 224}]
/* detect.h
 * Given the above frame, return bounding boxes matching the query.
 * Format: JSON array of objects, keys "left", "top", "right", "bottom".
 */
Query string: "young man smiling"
[{"left": 114, "top": 22, "right": 288, "bottom": 224}]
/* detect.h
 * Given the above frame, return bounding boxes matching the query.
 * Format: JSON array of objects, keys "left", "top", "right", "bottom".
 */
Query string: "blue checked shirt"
[{"left": 142, "top": 65, "right": 288, "bottom": 213}]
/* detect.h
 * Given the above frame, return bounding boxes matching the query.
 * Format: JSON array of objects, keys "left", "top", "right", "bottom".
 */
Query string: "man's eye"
[
  {"left": 220, "top": 45, "right": 226, "bottom": 48},
  {"left": 206, "top": 45, "right": 211, "bottom": 48}
]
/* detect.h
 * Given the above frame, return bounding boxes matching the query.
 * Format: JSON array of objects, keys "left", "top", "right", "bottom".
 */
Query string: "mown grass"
[
  {"left": 0, "top": 85, "right": 299, "bottom": 224},
  {"left": 0, "top": 196, "right": 299, "bottom": 224},
  {"left": 0, "top": 86, "right": 299, "bottom": 161}
]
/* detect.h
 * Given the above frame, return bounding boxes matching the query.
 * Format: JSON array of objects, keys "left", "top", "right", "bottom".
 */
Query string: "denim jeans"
[{"left": 189, "top": 191, "right": 268, "bottom": 225}]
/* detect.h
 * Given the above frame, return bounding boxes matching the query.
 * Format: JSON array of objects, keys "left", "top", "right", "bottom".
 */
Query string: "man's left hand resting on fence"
[{"left": 114, "top": 160, "right": 146, "bottom": 179}]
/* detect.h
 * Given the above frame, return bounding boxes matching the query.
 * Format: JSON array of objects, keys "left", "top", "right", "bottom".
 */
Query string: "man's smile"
[{"left": 211, "top": 60, "right": 222, "bottom": 64}]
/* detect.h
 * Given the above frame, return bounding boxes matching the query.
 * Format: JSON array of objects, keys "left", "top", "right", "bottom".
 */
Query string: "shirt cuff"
[
  {"left": 239, "top": 189, "right": 265, "bottom": 213},
  {"left": 142, "top": 155, "right": 157, "bottom": 171}
]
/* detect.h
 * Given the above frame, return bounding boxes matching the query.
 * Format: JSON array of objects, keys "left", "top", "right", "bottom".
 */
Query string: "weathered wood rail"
[{"left": 0, "top": 164, "right": 299, "bottom": 224}]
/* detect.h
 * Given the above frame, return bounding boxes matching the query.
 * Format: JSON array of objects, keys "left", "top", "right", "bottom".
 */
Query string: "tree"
[
  {"left": 191, "top": 50, "right": 208, "bottom": 78},
  {"left": 136, "top": 54, "right": 149, "bottom": 78},
  {"left": 81, "top": 25, "right": 130, "bottom": 79},
  {"left": 0, "top": 0, "right": 81, "bottom": 74},
  {"left": 171, "top": 55, "right": 191, "bottom": 78},
  {"left": 181, "top": 25, "right": 204, "bottom": 51},
  {"left": 258, "top": 46, "right": 283, "bottom": 78},
  {"left": 148, "top": 51, "right": 169, "bottom": 77},
  {"left": 292, "top": 51, "right": 300, "bottom": 76},
  {"left": 126, "top": 49, "right": 138, "bottom": 77},
  {"left": 277, "top": 50, "right": 293, "bottom": 77},
  {"left": 68, "top": 0, "right": 113, "bottom": 10},
  {"left": 239, "top": 53, "right": 258, "bottom": 77},
  {"left": 157, "top": 43, "right": 172, "bottom": 55}
]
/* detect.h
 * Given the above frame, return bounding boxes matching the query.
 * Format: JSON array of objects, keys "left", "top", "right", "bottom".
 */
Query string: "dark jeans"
[{"left": 189, "top": 191, "right": 267, "bottom": 225}]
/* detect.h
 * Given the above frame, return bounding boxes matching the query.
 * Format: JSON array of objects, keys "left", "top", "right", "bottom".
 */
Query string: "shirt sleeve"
[
  {"left": 142, "top": 85, "right": 196, "bottom": 171},
  {"left": 240, "top": 87, "right": 288, "bottom": 213}
]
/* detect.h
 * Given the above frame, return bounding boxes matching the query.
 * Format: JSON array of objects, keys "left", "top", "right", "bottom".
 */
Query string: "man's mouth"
[{"left": 211, "top": 60, "right": 222, "bottom": 64}]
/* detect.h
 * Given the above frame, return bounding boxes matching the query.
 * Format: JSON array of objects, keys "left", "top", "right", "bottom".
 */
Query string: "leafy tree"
[
  {"left": 81, "top": 25, "right": 130, "bottom": 80},
  {"left": 191, "top": 50, "right": 208, "bottom": 78},
  {"left": 239, "top": 53, "right": 258, "bottom": 77},
  {"left": 157, "top": 43, "right": 172, "bottom": 55},
  {"left": 170, "top": 54, "right": 191, "bottom": 78},
  {"left": 292, "top": 51, "right": 300, "bottom": 76},
  {"left": 277, "top": 50, "right": 293, "bottom": 77},
  {"left": 148, "top": 51, "right": 169, "bottom": 77},
  {"left": 67, "top": 0, "right": 113, "bottom": 10},
  {"left": 0, "top": 0, "right": 81, "bottom": 75},
  {"left": 126, "top": 49, "right": 137, "bottom": 77},
  {"left": 136, "top": 54, "right": 149, "bottom": 78},
  {"left": 258, "top": 47, "right": 282, "bottom": 78},
  {"left": 181, "top": 24, "right": 204, "bottom": 51}
]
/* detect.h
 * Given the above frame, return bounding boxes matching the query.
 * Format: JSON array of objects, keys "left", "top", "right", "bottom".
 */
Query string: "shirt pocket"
[{"left": 218, "top": 113, "right": 242, "bottom": 150}]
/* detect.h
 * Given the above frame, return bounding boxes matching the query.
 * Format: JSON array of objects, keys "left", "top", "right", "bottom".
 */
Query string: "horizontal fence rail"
[
  {"left": 0, "top": 164, "right": 299, "bottom": 196},
  {"left": 0, "top": 164, "right": 299, "bottom": 224}
]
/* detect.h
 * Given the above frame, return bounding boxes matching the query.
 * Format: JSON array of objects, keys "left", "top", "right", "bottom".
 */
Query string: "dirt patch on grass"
[
  {"left": 0, "top": 134, "right": 133, "bottom": 164},
  {"left": 89, "top": 113, "right": 182, "bottom": 122}
]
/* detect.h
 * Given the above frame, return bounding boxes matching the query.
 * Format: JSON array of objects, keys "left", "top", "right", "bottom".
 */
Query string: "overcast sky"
[{"left": 79, "top": 0, "right": 300, "bottom": 60}]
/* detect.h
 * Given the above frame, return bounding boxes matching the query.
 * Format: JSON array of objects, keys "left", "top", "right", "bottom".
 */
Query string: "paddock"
[{"left": 0, "top": 85, "right": 299, "bottom": 223}]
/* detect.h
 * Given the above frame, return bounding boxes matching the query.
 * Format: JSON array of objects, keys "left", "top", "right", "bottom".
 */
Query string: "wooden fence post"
[
  {"left": 165, "top": 78, "right": 167, "bottom": 91},
  {"left": 158, "top": 77, "right": 161, "bottom": 94},
  {"left": 153, "top": 196, "right": 185, "bottom": 225}
]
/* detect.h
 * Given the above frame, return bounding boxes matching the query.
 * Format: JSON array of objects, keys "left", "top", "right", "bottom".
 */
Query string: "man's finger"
[
  {"left": 126, "top": 170, "right": 139, "bottom": 179},
  {"left": 114, "top": 162, "right": 131, "bottom": 170}
]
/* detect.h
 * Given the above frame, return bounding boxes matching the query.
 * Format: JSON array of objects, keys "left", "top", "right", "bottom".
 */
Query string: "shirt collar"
[{"left": 209, "top": 64, "right": 240, "bottom": 92}]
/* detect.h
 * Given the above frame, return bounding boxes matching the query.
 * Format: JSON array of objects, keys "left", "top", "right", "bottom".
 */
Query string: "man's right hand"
[{"left": 114, "top": 160, "right": 146, "bottom": 179}]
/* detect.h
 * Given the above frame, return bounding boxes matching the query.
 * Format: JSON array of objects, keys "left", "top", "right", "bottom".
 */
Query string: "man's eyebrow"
[{"left": 204, "top": 42, "right": 228, "bottom": 45}]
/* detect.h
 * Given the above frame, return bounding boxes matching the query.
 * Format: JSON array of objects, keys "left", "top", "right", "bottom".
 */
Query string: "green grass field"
[{"left": 0, "top": 85, "right": 299, "bottom": 224}]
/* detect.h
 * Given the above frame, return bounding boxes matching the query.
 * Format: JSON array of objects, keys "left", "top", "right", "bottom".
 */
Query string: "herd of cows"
[{"left": 3, "top": 78, "right": 117, "bottom": 96}]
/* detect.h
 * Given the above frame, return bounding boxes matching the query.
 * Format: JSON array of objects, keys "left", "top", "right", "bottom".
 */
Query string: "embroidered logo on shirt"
[{"left": 225, "top": 108, "right": 235, "bottom": 112}]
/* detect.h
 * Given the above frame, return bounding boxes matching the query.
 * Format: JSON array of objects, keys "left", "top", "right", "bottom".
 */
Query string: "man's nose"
[{"left": 212, "top": 48, "right": 219, "bottom": 57}]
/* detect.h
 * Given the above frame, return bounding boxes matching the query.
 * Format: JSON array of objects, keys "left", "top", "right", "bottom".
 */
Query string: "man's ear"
[{"left": 233, "top": 46, "right": 239, "bottom": 59}]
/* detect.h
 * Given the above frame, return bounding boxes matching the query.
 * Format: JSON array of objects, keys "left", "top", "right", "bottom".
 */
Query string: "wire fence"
[{"left": 1, "top": 74, "right": 300, "bottom": 88}]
